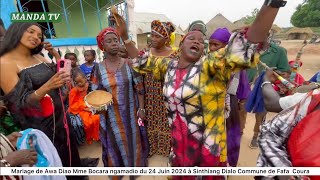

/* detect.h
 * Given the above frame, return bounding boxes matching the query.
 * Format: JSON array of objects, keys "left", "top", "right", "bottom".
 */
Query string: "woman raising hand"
[{"left": 113, "top": 12, "right": 177, "bottom": 157}]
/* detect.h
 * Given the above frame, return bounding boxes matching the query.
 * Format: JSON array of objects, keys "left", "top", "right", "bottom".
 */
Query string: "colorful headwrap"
[
  {"left": 151, "top": 20, "right": 175, "bottom": 39},
  {"left": 289, "top": 60, "right": 303, "bottom": 68},
  {"left": 209, "top": 27, "right": 231, "bottom": 44},
  {"left": 96, "top": 27, "right": 119, "bottom": 50},
  {"left": 188, "top": 20, "right": 207, "bottom": 35},
  {"left": 170, "top": 32, "right": 176, "bottom": 46},
  {"left": 179, "top": 31, "right": 202, "bottom": 47}
]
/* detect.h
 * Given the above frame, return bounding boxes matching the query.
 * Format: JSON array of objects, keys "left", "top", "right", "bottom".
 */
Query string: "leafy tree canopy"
[
  {"left": 291, "top": 0, "right": 320, "bottom": 27},
  {"left": 244, "top": 8, "right": 259, "bottom": 25}
]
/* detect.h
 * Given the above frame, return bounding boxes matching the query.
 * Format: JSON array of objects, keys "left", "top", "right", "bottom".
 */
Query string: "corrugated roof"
[{"left": 134, "top": 12, "right": 184, "bottom": 35}]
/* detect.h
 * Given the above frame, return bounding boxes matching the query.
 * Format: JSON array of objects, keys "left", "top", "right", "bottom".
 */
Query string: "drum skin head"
[{"left": 85, "top": 90, "right": 112, "bottom": 107}]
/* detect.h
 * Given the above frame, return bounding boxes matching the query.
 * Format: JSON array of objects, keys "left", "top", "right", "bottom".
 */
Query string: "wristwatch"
[{"left": 264, "top": 0, "right": 287, "bottom": 8}]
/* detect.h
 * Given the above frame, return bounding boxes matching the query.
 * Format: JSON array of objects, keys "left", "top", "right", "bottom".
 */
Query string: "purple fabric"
[
  {"left": 209, "top": 27, "right": 231, "bottom": 44},
  {"left": 226, "top": 95, "right": 241, "bottom": 167},
  {"left": 237, "top": 70, "right": 251, "bottom": 100}
]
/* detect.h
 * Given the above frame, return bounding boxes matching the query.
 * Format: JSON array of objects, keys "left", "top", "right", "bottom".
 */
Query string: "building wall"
[
  {"left": 137, "top": 34, "right": 148, "bottom": 50},
  {"left": 288, "top": 33, "right": 309, "bottom": 40},
  {"left": 47, "top": 0, "right": 110, "bottom": 38}
]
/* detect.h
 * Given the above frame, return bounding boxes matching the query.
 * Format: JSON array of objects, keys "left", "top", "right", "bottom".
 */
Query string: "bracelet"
[
  {"left": 261, "top": 81, "right": 272, "bottom": 88},
  {"left": 34, "top": 90, "right": 41, "bottom": 97},
  {"left": 137, "top": 108, "right": 145, "bottom": 113},
  {"left": 1, "top": 159, "right": 11, "bottom": 167}
]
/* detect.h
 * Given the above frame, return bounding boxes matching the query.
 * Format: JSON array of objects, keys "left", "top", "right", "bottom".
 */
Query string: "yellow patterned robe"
[{"left": 132, "top": 32, "right": 259, "bottom": 168}]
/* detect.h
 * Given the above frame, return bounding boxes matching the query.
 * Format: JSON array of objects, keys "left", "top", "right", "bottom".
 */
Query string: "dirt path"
[{"left": 79, "top": 41, "right": 320, "bottom": 180}]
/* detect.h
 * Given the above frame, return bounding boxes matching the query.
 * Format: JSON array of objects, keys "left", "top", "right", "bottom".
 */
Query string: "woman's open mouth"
[{"left": 190, "top": 45, "right": 199, "bottom": 53}]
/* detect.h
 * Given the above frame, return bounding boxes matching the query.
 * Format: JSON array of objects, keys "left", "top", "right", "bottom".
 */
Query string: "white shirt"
[{"left": 279, "top": 92, "right": 308, "bottom": 110}]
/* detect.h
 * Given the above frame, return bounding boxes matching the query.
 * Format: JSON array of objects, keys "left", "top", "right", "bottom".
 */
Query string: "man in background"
[{"left": 244, "top": 33, "right": 290, "bottom": 149}]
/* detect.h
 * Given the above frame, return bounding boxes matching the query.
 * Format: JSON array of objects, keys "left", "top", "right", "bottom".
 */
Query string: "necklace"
[{"left": 104, "top": 59, "right": 122, "bottom": 74}]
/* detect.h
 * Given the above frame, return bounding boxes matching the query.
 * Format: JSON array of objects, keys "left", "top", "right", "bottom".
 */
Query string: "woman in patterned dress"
[
  {"left": 0, "top": 22, "right": 84, "bottom": 179},
  {"left": 91, "top": 28, "right": 148, "bottom": 176},
  {"left": 114, "top": 4, "right": 281, "bottom": 179},
  {"left": 140, "top": 20, "right": 176, "bottom": 157}
]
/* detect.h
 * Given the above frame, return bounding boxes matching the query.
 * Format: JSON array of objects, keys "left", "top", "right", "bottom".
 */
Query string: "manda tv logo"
[{"left": 11, "top": 12, "right": 61, "bottom": 22}]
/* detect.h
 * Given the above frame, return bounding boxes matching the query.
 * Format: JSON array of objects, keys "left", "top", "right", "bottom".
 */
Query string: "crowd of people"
[{"left": 0, "top": 1, "right": 320, "bottom": 180}]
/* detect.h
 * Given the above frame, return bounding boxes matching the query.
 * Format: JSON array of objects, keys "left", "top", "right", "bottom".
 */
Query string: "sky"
[{"left": 134, "top": 0, "right": 304, "bottom": 30}]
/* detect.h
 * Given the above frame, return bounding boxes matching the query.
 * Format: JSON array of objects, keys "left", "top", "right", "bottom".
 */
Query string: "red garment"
[
  {"left": 294, "top": 73, "right": 305, "bottom": 85},
  {"left": 273, "top": 80, "right": 290, "bottom": 96},
  {"left": 287, "top": 93, "right": 320, "bottom": 180},
  {"left": 69, "top": 87, "right": 100, "bottom": 144},
  {"left": 171, "top": 69, "right": 225, "bottom": 180},
  {"left": 22, "top": 95, "right": 54, "bottom": 118}
]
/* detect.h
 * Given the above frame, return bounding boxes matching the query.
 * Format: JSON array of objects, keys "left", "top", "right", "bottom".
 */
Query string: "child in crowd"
[
  {"left": 64, "top": 53, "right": 80, "bottom": 87},
  {"left": 288, "top": 60, "right": 305, "bottom": 85},
  {"left": 65, "top": 52, "right": 79, "bottom": 69},
  {"left": 80, "top": 50, "right": 97, "bottom": 92},
  {"left": 118, "top": 45, "right": 128, "bottom": 59},
  {"left": 69, "top": 69, "right": 100, "bottom": 145},
  {"left": 80, "top": 50, "right": 96, "bottom": 79}
]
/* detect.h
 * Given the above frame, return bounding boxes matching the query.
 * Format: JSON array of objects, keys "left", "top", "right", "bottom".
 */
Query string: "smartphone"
[{"left": 57, "top": 59, "right": 72, "bottom": 75}]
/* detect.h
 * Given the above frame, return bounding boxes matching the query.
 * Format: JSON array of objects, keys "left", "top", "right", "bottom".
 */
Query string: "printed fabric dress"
[
  {"left": 142, "top": 50, "right": 176, "bottom": 157},
  {"left": 0, "top": 62, "right": 82, "bottom": 169},
  {"left": 132, "top": 32, "right": 259, "bottom": 179},
  {"left": 91, "top": 60, "right": 149, "bottom": 169}
]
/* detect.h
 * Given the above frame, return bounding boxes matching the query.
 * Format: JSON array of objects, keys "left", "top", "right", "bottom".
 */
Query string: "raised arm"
[
  {"left": 130, "top": 52, "right": 172, "bottom": 81},
  {"left": 112, "top": 13, "right": 139, "bottom": 59},
  {"left": 247, "top": 0, "right": 286, "bottom": 43},
  {"left": 42, "top": 42, "right": 61, "bottom": 61}
]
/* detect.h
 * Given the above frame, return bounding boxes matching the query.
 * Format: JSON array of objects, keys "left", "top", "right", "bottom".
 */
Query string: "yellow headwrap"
[{"left": 170, "top": 32, "right": 176, "bottom": 46}]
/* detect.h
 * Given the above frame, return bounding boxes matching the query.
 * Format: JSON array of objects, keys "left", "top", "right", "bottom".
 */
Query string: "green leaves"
[
  {"left": 244, "top": 8, "right": 259, "bottom": 25},
  {"left": 291, "top": 0, "right": 320, "bottom": 27}
]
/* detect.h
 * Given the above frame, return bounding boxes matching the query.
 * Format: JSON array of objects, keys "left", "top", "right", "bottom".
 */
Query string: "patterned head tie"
[
  {"left": 179, "top": 31, "right": 203, "bottom": 47},
  {"left": 151, "top": 20, "right": 176, "bottom": 39},
  {"left": 187, "top": 20, "right": 207, "bottom": 35},
  {"left": 96, "top": 27, "right": 120, "bottom": 50}
]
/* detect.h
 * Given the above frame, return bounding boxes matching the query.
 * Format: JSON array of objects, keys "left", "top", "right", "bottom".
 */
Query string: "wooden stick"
[{"left": 259, "top": 61, "right": 295, "bottom": 90}]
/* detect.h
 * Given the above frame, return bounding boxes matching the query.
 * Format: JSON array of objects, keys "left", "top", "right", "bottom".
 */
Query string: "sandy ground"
[{"left": 79, "top": 40, "right": 320, "bottom": 180}]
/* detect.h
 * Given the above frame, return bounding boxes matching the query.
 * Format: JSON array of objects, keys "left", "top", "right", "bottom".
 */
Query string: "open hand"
[
  {"left": 112, "top": 11, "right": 128, "bottom": 39},
  {"left": 42, "top": 42, "right": 58, "bottom": 55}
]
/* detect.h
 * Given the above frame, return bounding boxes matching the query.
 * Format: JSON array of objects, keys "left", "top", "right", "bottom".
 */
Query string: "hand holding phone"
[
  {"left": 57, "top": 59, "right": 72, "bottom": 75},
  {"left": 57, "top": 59, "right": 72, "bottom": 84}
]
